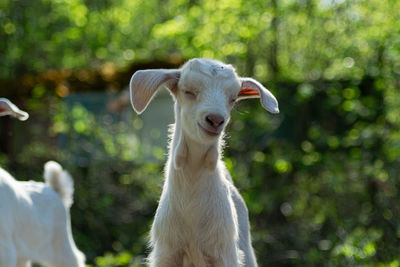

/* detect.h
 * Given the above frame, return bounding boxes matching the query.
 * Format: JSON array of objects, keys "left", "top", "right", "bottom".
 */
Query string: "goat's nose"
[{"left": 205, "top": 114, "right": 225, "bottom": 128}]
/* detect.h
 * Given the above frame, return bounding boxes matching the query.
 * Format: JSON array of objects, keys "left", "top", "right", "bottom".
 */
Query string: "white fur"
[
  {"left": 130, "top": 58, "right": 279, "bottom": 267},
  {"left": 0, "top": 98, "right": 29, "bottom": 120},
  {"left": 0, "top": 161, "right": 85, "bottom": 267}
]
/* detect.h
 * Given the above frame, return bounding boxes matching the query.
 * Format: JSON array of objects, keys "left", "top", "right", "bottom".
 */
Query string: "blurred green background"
[{"left": 1, "top": 0, "right": 400, "bottom": 266}]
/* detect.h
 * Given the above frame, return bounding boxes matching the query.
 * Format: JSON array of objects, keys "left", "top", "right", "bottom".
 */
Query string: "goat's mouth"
[{"left": 198, "top": 123, "right": 221, "bottom": 137}]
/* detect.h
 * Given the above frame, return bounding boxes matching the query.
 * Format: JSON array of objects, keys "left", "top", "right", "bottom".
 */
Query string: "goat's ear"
[
  {"left": 129, "top": 69, "right": 181, "bottom": 114},
  {"left": 238, "top": 78, "right": 279, "bottom": 113},
  {"left": 0, "top": 98, "right": 29, "bottom": 120}
]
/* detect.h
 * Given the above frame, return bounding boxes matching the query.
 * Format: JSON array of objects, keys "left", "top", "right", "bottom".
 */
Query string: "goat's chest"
[{"left": 163, "top": 173, "right": 238, "bottom": 242}]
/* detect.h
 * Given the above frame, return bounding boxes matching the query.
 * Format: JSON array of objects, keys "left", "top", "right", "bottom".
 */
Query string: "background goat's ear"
[
  {"left": 0, "top": 98, "right": 29, "bottom": 120},
  {"left": 238, "top": 78, "right": 279, "bottom": 113},
  {"left": 129, "top": 69, "right": 180, "bottom": 114}
]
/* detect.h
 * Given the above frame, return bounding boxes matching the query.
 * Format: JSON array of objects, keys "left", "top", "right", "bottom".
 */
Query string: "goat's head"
[
  {"left": 0, "top": 98, "right": 29, "bottom": 120},
  {"left": 129, "top": 58, "right": 279, "bottom": 144}
]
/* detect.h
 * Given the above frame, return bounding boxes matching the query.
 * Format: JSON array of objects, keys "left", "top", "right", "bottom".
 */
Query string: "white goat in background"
[
  {"left": 130, "top": 58, "right": 279, "bottom": 267},
  {"left": 0, "top": 98, "right": 85, "bottom": 267},
  {"left": 0, "top": 162, "right": 85, "bottom": 267}
]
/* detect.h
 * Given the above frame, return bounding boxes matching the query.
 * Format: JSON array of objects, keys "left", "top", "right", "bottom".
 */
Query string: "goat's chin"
[
  {"left": 181, "top": 124, "right": 218, "bottom": 145},
  {"left": 197, "top": 125, "right": 222, "bottom": 144}
]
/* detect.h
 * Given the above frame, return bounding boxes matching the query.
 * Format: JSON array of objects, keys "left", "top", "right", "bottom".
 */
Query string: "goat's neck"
[{"left": 170, "top": 117, "right": 220, "bottom": 174}]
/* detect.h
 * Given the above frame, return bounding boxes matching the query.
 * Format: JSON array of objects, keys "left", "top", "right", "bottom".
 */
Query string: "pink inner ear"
[
  {"left": 0, "top": 107, "right": 7, "bottom": 112},
  {"left": 238, "top": 87, "right": 260, "bottom": 97}
]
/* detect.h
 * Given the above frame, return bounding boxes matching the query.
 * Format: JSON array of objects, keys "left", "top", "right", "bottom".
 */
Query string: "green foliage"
[
  {"left": 95, "top": 251, "right": 142, "bottom": 267},
  {"left": 2, "top": 0, "right": 400, "bottom": 82},
  {"left": 1, "top": 0, "right": 400, "bottom": 266}
]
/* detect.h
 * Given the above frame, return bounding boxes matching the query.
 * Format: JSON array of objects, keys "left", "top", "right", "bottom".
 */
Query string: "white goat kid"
[
  {"left": 0, "top": 98, "right": 85, "bottom": 267},
  {"left": 130, "top": 58, "right": 279, "bottom": 267},
  {"left": 0, "top": 161, "right": 85, "bottom": 267}
]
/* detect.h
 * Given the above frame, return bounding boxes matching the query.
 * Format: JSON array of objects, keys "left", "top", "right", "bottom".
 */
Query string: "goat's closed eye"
[{"left": 184, "top": 90, "right": 197, "bottom": 99}]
